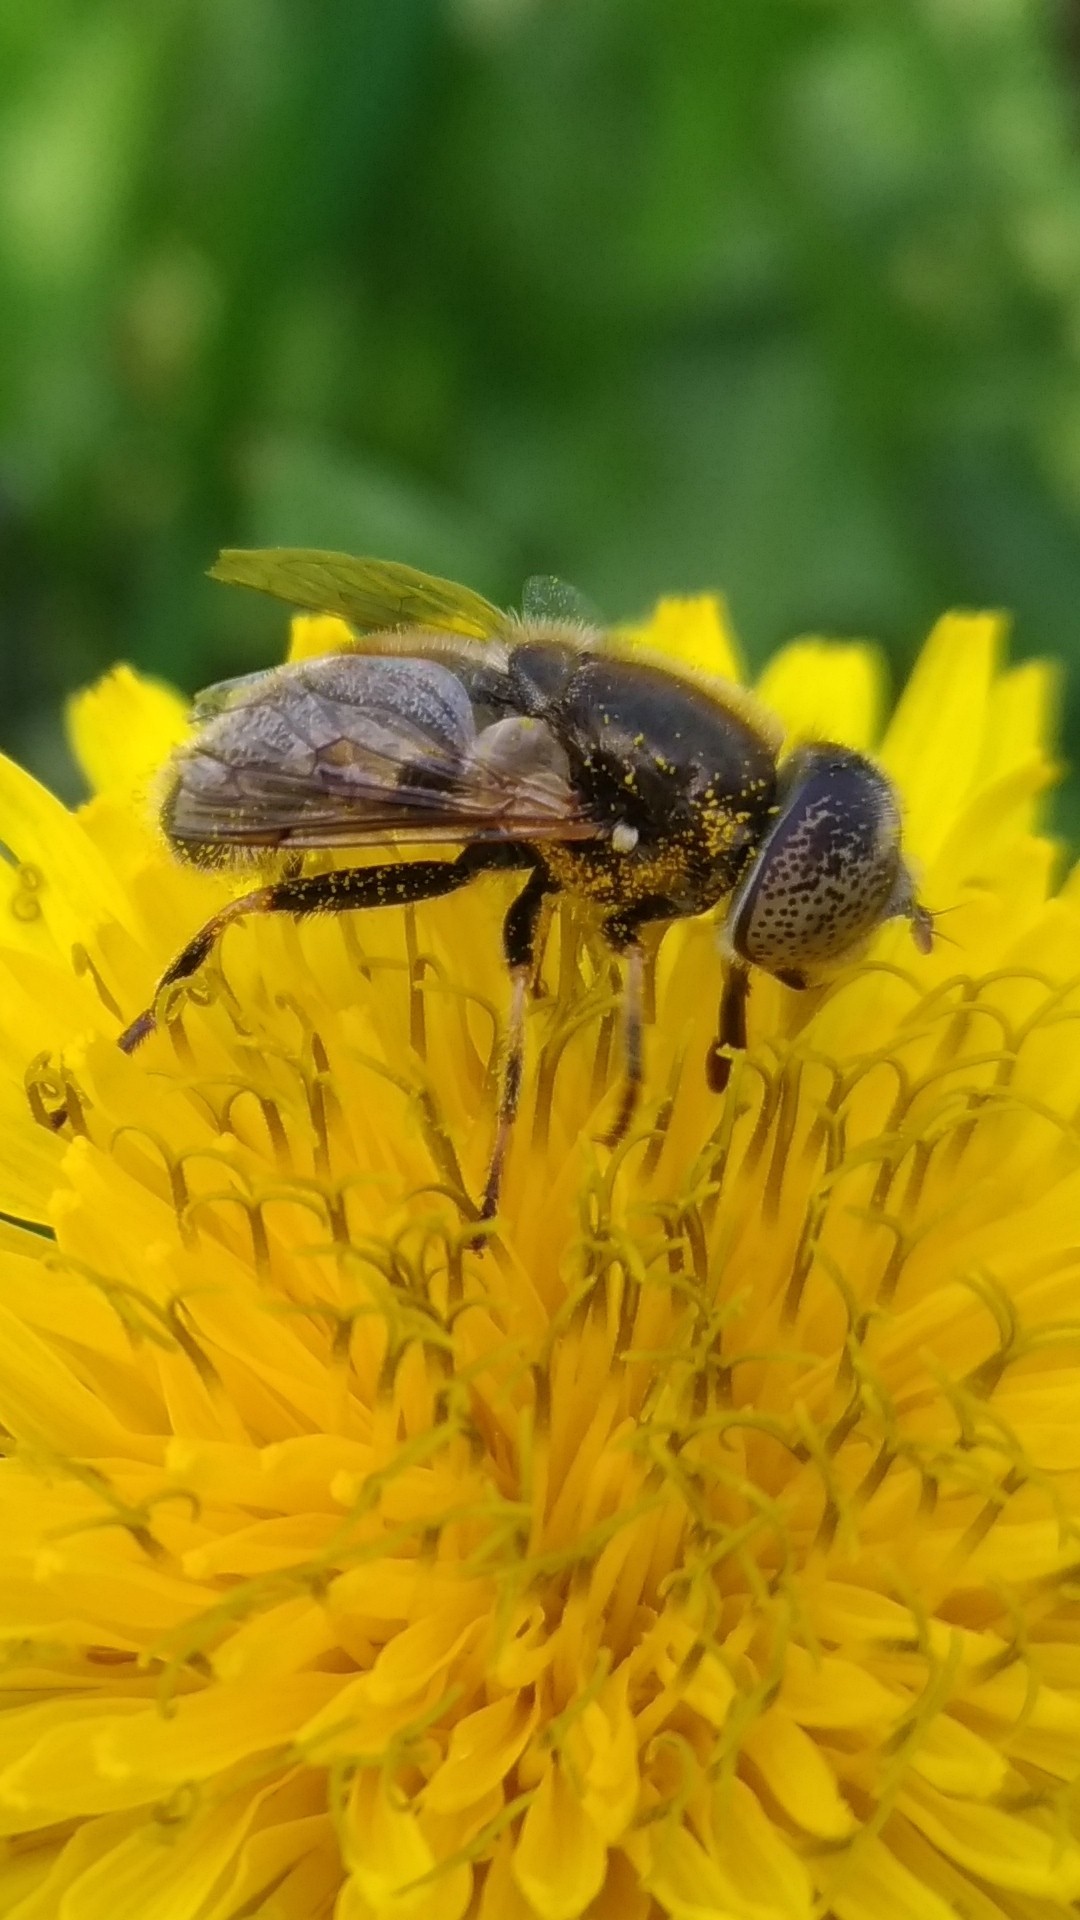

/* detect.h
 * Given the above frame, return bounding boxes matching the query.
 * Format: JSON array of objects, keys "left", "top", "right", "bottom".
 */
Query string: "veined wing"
[
  {"left": 166, "top": 650, "right": 603, "bottom": 856},
  {"left": 520, "top": 574, "right": 598, "bottom": 625},
  {"left": 208, "top": 549, "right": 506, "bottom": 641}
]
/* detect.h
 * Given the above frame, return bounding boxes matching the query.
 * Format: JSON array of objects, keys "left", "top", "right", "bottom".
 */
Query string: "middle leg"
[
  {"left": 600, "top": 897, "right": 675, "bottom": 1151},
  {"left": 480, "top": 861, "right": 552, "bottom": 1220},
  {"left": 706, "top": 958, "right": 750, "bottom": 1093}
]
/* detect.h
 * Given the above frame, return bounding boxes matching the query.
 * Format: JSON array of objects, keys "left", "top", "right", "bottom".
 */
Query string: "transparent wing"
[
  {"left": 191, "top": 668, "right": 278, "bottom": 722},
  {"left": 166, "top": 651, "right": 603, "bottom": 856},
  {"left": 520, "top": 574, "right": 598, "bottom": 624},
  {"left": 208, "top": 549, "right": 506, "bottom": 641}
]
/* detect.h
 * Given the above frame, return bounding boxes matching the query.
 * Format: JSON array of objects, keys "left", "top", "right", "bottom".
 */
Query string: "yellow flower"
[{"left": 0, "top": 595, "right": 1077, "bottom": 1920}]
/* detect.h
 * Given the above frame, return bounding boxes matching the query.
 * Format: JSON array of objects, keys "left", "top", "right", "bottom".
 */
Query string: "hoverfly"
[{"left": 120, "top": 550, "right": 933, "bottom": 1219}]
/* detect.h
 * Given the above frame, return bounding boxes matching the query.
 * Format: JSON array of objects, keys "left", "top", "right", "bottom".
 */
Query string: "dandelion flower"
[{"left": 0, "top": 595, "right": 1078, "bottom": 1919}]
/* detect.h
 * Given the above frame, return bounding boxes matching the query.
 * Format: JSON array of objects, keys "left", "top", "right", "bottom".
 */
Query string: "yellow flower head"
[{"left": 0, "top": 597, "right": 1077, "bottom": 1920}]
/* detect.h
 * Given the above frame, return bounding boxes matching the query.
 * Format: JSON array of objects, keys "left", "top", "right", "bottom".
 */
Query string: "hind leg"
[{"left": 119, "top": 849, "right": 524, "bottom": 1053}]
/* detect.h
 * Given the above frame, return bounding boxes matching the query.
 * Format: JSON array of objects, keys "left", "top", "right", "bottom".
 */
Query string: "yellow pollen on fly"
[{"left": 0, "top": 613, "right": 1076, "bottom": 1919}]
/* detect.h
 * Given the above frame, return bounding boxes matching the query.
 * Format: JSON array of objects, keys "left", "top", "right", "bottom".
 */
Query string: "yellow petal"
[
  {"left": 164, "top": 1433, "right": 373, "bottom": 1511},
  {"left": 365, "top": 1602, "right": 486, "bottom": 1707},
  {"left": 513, "top": 1759, "right": 607, "bottom": 1920},
  {"left": 0, "top": 1215, "right": 50, "bottom": 1261},
  {"left": 810, "top": 1583, "right": 919, "bottom": 1647},
  {"left": 898, "top": 1777, "right": 1080, "bottom": 1897},
  {"left": 637, "top": 1823, "right": 752, "bottom": 1920},
  {"left": 90, "top": 1676, "right": 342, "bottom": 1795},
  {"left": 19, "top": 1548, "right": 217, "bottom": 1649},
  {"left": 0, "top": 1705, "right": 147, "bottom": 1830},
  {"left": 0, "top": 1295, "right": 157, "bottom": 1456},
  {"left": 621, "top": 594, "right": 744, "bottom": 681},
  {"left": 66, "top": 666, "right": 190, "bottom": 802},
  {"left": 713, "top": 1779, "right": 813, "bottom": 1918},
  {"left": 570, "top": 1671, "right": 639, "bottom": 1842},
  {"left": 0, "top": 1087, "right": 65, "bottom": 1223},
  {"left": 477, "top": 1836, "right": 537, "bottom": 1920},
  {"left": 288, "top": 613, "right": 357, "bottom": 662},
  {"left": 425, "top": 1694, "right": 535, "bottom": 1815},
  {"left": 180, "top": 1513, "right": 339, "bottom": 1580},
  {"left": 908, "top": 1713, "right": 1007, "bottom": 1799},
  {"left": 590, "top": 1849, "right": 654, "bottom": 1920},
  {"left": 756, "top": 639, "right": 885, "bottom": 750},
  {"left": 981, "top": 656, "right": 1060, "bottom": 784},
  {"left": 779, "top": 1643, "right": 901, "bottom": 1731},
  {"left": 48, "top": 1788, "right": 266, "bottom": 1920},
  {"left": 926, "top": 758, "right": 1055, "bottom": 903},
  {"left": 741, "top": 1706, "right": 856, "bottom": 1839},
  {"left": 990, "top": 1373, "right": 1080, "bottom": 1470},
  {"left": 885, "top": 1811, "right": 1044, "bottom": 1920},
  {"left": 878, "top": 611, "right": 1003, "bottom": 863},
  {"left": 0, "top": 1810, "right": 135, "bottom": 1918},
  {"left": 0, "top": 754, "right": 135, "bottom": 953},
  {"left": 818, "top": 1829, "right": 957, "bottom": 1920},
  {"left": 200, "top": 1812, "right": 336, "bottom": 1920},
  {"left": 210, "top": 1595, "right": 339, "bottom": 1683},
  {"left": 679, "top": 1648, "right": 736, "bottom": 1730},
  {"left": 341, "top": 1771, "right": 472, "bottom": 1920}
]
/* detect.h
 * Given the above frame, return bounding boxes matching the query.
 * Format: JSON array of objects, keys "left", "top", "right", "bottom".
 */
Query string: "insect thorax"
[
  {"left": 539, "top": 779, "right": 769, "bottom": 920},
  {"left": 538, "top": 655, "right": 778, "bottom": 919}
]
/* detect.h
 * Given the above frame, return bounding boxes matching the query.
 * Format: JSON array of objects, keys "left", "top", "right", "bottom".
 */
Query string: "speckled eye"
[{"left": 724, "top": 743, "right": 927, "bottom": 983}]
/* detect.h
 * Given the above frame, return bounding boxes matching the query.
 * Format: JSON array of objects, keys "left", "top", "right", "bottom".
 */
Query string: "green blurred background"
[{"left": 4, "top": 0, "right": 1080, "bottom": 823}]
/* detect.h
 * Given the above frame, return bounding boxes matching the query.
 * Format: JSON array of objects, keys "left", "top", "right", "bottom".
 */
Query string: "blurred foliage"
[{"left": 4, "top": 0, "right": 1080, "bottom": 826}]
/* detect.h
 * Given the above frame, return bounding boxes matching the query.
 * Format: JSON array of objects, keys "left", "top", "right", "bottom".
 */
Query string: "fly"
[{"left": 118, "top": 550, "right": 932, "bottom": 1221}]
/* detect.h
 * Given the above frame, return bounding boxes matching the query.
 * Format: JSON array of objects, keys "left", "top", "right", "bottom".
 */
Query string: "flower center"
[{"left": 24, "top": 894, "right": 1080, "bottom": 1896}]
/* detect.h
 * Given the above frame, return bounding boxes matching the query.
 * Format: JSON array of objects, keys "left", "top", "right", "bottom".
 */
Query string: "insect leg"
[
  {"left": 480, "top": 862, "right": 551, "bottom": 1221},
  {"left": 600, "top": 898, "right": 673, "bottom": 1151},
  {"left": 600, "top": 941, "right": 646, "bottom": 1149},
  {"left": 706, "top": 959, "right": 750, "bottom": 1093},
  {"left": 118, "top": 857, "right": 488, "bottom": 1055}
]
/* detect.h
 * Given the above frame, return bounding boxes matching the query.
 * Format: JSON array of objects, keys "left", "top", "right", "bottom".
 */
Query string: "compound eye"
[{"left": 726, "top": 744, "right": 917, "bottom": 977}]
